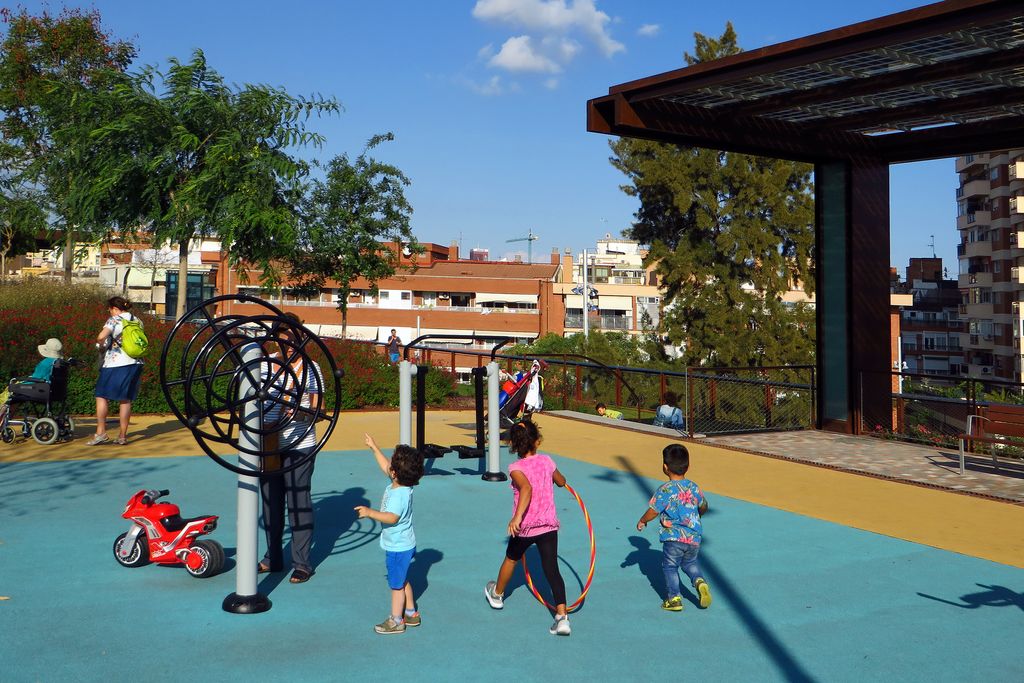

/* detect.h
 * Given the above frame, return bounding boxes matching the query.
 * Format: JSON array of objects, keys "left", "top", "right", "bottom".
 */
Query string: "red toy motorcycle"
[{"left": 113, "top": 489, "right": 225, "bottom": 578}]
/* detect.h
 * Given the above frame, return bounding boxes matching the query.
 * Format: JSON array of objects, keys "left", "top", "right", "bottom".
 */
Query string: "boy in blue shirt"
[
  {"left": 356, "top": 434, "right": 425, "bottom": 634},
  {"left": 635, "top": 443, "right": 712, "bottom": 611}
]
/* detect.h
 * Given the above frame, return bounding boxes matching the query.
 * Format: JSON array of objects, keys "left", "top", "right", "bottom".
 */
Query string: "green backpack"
[{"left": 120, "top": 316, "right": 149, "bottom": 359}]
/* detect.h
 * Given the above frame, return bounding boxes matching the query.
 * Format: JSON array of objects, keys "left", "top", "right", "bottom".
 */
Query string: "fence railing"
[
  {"left": 353, "top": 337, "right": 814, "bottom": 436},
  {"left": 859, "top": 370, "right": 1024, "bottom": 451}
]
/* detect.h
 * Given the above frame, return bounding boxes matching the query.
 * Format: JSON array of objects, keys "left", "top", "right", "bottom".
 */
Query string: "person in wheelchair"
[
  {"left": 0, "top": 338, "right": 78, "bottom": 445},
  {"left": 2, "top": 338, "right": 64, "bottom": 404}
]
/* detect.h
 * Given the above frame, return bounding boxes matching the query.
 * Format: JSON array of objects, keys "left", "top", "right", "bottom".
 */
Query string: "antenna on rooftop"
[
  {"left": 506, "top": 228, "right": 539, "bottom": 263},
  {"left": 928, "top": 234, "right": 936, "bottom": 259}
]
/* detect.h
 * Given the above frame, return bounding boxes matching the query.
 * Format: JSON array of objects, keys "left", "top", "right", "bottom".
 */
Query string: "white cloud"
[
  {"left": 543, "top": 77, "right": 559, "bottom": 90},
  {"left": 472, "top": 0, "right": 624, "bottom": 58},
  {"left": 471, "top": 75, "right": 507, "bottom": 95},
  {"left": 490, "top": 35, "right": 562, "bottom": 73},
  {"left": 478, "top": 43, "right": 495, "bottom": 60},
  {"left": 637, "top": 23, "right": 660, "bottom": 37}
]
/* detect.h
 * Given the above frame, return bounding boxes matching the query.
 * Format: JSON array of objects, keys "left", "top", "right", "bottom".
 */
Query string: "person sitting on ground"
[
  {"left": 653, "top": 391, "right": 685, "bottom": 429},
  {"left": 595, "top": 402, "right": 623, "bottom": 420}
]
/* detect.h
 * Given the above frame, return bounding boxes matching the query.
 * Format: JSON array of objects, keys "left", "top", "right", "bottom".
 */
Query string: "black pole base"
[
  {"left": 482, "top": 471, "right": 508, "bottom": 482},
  {"left": 222, "top": 592, "right": 272, "bottom": 614}
]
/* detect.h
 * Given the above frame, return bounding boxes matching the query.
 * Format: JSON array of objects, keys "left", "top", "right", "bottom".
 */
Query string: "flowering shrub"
[{"left": 0, "top": 281, "right": 455, "bottom": 414}]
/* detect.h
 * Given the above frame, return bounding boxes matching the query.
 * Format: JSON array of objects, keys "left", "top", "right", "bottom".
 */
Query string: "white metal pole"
[
  {"left": 223, "top": 341, "right": 270, "bottom": 614},
  {"left": 582, "top": 248, "right": 589, "bottom": 340},
  {"left": 399, "top": 360, "right": 417, "bottom": 446},
  {"left": 483, "top": 361, "right": 506, "bottom": 481}
]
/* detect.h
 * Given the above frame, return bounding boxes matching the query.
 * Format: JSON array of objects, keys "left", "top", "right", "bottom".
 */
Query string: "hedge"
[{"left": 0, "top": 280, "right": 455, "bottom": 414}]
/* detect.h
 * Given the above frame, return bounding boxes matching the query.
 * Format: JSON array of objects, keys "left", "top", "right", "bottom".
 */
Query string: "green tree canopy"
[
  {"left": 0, "top": 6, "right": 136, "bottom": 281},
  {"left": 610, "top": 23, "right": 816, "bottom": 368},
  {"left": 288, "top": 133, "right": 417, "bottom": 337},
  {"left": 70, "top": 49, "right": 340, "bottom": 314}
]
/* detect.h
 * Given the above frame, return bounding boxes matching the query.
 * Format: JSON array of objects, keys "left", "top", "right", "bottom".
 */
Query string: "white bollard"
[
  {"left": 483, "top": 361, "right": 507, "bottom": 481},
  {"left": 399, "top": 360, "right": 418, "bottom": 446},
  {"left": 222, "top": 342, "right": 271, "bottom": 614}
]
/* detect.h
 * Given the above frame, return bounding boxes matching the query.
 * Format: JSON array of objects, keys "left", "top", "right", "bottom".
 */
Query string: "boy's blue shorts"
[{"left": 385, "top": 548, "right": 416, "bottom": 589}]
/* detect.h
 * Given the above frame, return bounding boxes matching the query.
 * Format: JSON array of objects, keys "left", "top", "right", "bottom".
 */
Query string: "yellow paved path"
[{"left": 6, "top": 410, "right": 1022, "bottom": 568}]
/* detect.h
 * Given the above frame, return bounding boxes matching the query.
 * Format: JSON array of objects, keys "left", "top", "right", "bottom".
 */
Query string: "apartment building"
[
  {"left": 895, "top": 258, "right": 965, "bottom": 378},
  {"left": 215, "top": 242, "right": 565, "bottom": 349},
  {"left": 956, "top": 151, "right": 1024, "bottom": 381},
  {"left": 557, "top": 235, "right": 662, "bottom": 336}
]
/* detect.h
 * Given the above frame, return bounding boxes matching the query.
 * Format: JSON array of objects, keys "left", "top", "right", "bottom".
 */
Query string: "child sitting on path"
[
  {"left": 635, "top": 443, "right": 712, "bottom": 611},
  {"left": 484, "top": 419, "right": 572, "bottom": 636},
  {"left": 355, "top": 434, "right": 425, "bottom": 635}
]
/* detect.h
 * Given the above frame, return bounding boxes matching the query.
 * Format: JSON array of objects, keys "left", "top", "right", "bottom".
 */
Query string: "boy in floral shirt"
[{"left": 635, "top": 443, "right": 712, "bottom": 611}]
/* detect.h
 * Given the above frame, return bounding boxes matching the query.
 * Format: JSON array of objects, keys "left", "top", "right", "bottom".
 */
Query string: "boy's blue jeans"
[{"left": 662, "top": 540, "right": 703, "bottom": 598}]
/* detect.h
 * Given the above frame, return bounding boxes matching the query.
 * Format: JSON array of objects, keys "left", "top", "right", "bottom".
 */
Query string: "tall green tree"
[
  {"left": 0, "top": 185, "right": 47, "bottom": 280},
  {"left": 288, "top": 133, "right": 417, "bottom": 338},
  {"left": 610, "top": 23, "right": 816, "bottom": 368},
  {"left": 0, "top": 6, "right": 135, "bottom": 281},
  {"left": 75, "top": 50, "right": 340, "bottom": 315}
]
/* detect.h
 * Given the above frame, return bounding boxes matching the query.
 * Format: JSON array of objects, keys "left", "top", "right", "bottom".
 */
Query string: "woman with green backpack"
[{"left": 86, "top": 296, "right": 146, "bottom": 446}]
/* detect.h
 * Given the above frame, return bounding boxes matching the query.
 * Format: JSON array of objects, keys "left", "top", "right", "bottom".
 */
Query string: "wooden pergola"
[{"left": 587, "top": 0, "right": 1024, "bottom": 433}]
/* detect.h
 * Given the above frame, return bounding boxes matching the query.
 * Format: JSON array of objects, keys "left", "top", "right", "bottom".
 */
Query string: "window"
[
  {"left": 401, "top": 292, "right": 411, "bottom": 301},
  {"left": 995, "top": 261, "right": 1002, "bottom": 273},
  {"left": 990, "top": 167, "right": 1000, "bottom": 181},
  {"left": 421, "top": 291, "right": 437, "bottom": 307}
]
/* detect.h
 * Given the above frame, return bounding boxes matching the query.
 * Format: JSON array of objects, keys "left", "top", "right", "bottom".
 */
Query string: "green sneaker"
[
  {"left": 374, "top": 616, "right": 406, "bottom": 634},
  {"left": 661, "top": 596, "right": 683, "bottom": 611},
  {"left": 696, "top": 579, "right": 712, "bottom": 609},
  {"left": 404, "top": 611, "right": 421, "bottom": 627}
]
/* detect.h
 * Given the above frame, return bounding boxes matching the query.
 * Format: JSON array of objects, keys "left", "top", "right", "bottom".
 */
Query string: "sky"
[{"left": 11, "top": 0, "right": 958, "bottom": 273}]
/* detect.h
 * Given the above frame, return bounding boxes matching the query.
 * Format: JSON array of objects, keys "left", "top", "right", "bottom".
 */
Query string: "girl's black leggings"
[{"left": 505, "top": 530, "right": 567, "bottom": 606}]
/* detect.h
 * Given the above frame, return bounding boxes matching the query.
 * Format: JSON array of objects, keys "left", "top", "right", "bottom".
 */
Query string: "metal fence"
[
  {"left": 383, "top": 341, "right": 815, "bottom": 436},
  {"left": 858, "top": 370, "right": 1024, "bottom": 453}
]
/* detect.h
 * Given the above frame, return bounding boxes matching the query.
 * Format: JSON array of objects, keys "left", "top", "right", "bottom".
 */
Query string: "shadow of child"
[
  {"left": 408, "top": 548, "right": 444, "bottom": 605},
  {"left": 621, "top": 535, "right": 666, "bottom": 600},
  {"left": 308, "top": 487, "right": 370, "bottom": 569}
]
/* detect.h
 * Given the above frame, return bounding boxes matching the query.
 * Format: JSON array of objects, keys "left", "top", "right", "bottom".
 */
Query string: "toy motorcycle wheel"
[
  {"left": 185, "top": 540, "right": 225, "bottom": 579},
  {"left": 1, "top": 427, "right": 14, "bottom": 444},
  {"left": 31, "top": 417, "right": 59, "bottom": 445},
  {"left": 113, "top": 532, "right": 150, "bottom": 568}
]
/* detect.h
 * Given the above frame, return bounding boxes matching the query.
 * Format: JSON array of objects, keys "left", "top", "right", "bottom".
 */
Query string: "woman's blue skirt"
[{"left": 95, "top": 364, "right": 143, "bottom": 402}]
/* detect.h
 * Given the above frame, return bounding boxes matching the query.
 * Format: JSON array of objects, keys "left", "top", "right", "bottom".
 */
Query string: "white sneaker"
[
  {"left": 549, "top": 615, "right": 571, "bottom": 636},
  {"left": 485, "top": 581, "right": 504, "bottom": 609}
]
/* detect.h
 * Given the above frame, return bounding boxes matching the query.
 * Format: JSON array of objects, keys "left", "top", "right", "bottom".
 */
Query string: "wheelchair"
[{"left": 0, "top": 358, "right": 80, "bottom": 445}]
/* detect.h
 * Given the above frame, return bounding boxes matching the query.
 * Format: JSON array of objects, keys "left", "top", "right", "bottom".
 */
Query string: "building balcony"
[
  {"left": 964, "top": 240, "right": 992, "bottom": 258},
  {"left": 966, "top": 333, "right": 995, "bottom": 349},
  {"left": 965, "top": 302, "right": 994, "bottom": 317},
  {"left": 958, "top": 272, "right": 993, "bottom": 287},
  {"left": 956, "top": 154, "right": 987, "bottom": 173},
  {"left": 1011, "top": 196, "right": 1024, "bottom": 216},
  {"left": 960, "top": 178, "right": 990, "bottom": 198},
  {"left": 967, "top": 363, "right": 995, "bottom": 379},
  {"left": 564, "top": 314, "right": 631, "bottom": 331},
  {"left": 1010, "top": 160, "right": 1024, "bottom": 181},
  {"left": 957, "top": 210, "right": 991, "bottom": 230},
  {"left": 1012, "top": 267, "right": 1024, "bottom": 284}
]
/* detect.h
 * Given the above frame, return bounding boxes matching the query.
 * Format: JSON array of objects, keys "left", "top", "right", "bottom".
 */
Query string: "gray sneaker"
[
  {"left": 84, "top": 433, "right": 109, "bottom": 446},
  {"left": 484, "top": 581, "right": 504, "bottom": 609},
  {"left": 549, "top": 615, "right": 571, "bottom": 636},
  {"left": 374, "top": 616, "right": 405, "bottom": 635}
]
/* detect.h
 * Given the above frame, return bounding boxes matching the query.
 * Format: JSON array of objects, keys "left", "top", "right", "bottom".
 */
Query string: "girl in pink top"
[{"left": 484, "top": 420, "right": 572, "bottom": 636}]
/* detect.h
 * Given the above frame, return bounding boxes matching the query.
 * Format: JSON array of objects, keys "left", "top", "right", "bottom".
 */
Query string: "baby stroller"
[
  {"left": 497, "top": 360, "right": 545, "bottom": 428},
  {"left": 0, "top": 358, "right": 80, "bottom": 445}
]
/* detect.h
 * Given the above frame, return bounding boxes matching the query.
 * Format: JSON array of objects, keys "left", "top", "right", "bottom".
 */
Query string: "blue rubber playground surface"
[{"left": 1, "top": 447, "right": 1022, "bottom": 682}]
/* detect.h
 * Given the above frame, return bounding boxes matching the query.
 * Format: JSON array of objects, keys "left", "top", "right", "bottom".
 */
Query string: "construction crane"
[{"left": 506, "top": 228, "right": 539, "bottom": 263}]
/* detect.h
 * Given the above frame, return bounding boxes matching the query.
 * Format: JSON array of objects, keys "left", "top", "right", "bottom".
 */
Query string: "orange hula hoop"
[{"left": 519, "top": 483, "right": 596, "bottom": 613}]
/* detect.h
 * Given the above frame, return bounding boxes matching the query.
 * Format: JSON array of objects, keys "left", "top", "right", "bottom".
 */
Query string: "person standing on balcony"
[{"left": 387, "top": 329, "right": 402, "bottom": 364}]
